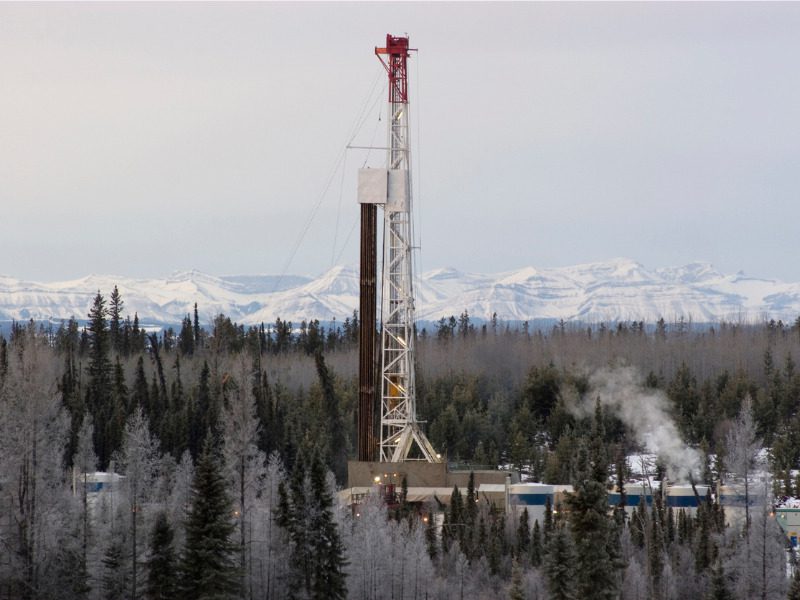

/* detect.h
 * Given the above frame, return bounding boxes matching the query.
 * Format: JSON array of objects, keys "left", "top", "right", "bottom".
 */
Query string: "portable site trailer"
[
  {"left": 776, "top": 508, "right": 800, "bottom": 548},
  {"left": 719, "top": 484, "right": 765, "bottom": 526},
  {"left": 666, "top": 485, "right": 710, "bottom": 511},
  {"left": 608, "top": 483, "right": 654, "bottom": 513},
  {"left": 507, "top": 484, "right": 554, "bottom": 523},
  {"left": 72, "top": 471, "right": 124, "bottom": 496}
]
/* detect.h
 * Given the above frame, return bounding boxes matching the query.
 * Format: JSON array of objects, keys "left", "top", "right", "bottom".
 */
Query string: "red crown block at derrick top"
[{"left": 375, "top": 35, "right": 415, "bottom": 104}]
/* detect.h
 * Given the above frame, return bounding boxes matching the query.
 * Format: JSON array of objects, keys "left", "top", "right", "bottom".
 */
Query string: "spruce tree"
[
  {"left": 516, "top": 507, "right": 530, "bottom": 557},
  {"left": 448, "top": 485, "right": 464, "bottom": 549},
  {"left": 566, "top": 437, "right": 619, "bottom": 600},
  {"left": 695, "top": 498, "right": 714, "bottom": 573},
  {"left": 275, "top": 449, "right": 348, "bottom": 599},
  {"left": 314, "top": 351, "right": 347, "bottom": 485},
  {"left": 649, "top": 503, "right": 665, "bottom": 598},
  {"left": 178, "top": 315, "right": 194, "bottom": 356},
  {"left": 425, "top": 512, "right": 438, "bottom": 562},
  {"left": 146, "top": 512, "right": 177, "bottom": 600},
  {"left": 109, "top": 285, "right": 124, "bottom": 354},
  {"left": 106, "top": 357, "right": 127, "bottom": 461},
  {"left": 86, "top": 291, "right": 113, "bottom": 467},
  {"left": 487, "top": 509, "right": 506, "bottom": 576},
  {"left": 0, "top": 335, "right": 7, "bottom": 384},
  {"left": 543, "top": 496, "right": 554, "bottom": 543},
  {"left": 102, "top": 532, "right": 131, "bottom": 600},
  {"left": 544, "top": 525, "right": 576, "bottom": 600},
  {"left": 308, "top": 451, "right": 348, "bottom": 599},
  {"left": 476, "top": 514, "right": 487, "bottom": 560},
  {"left": 706, "top": 560, "right": 733, "bottom": 600},
  {"left": 189, "top": 362, "right": 213, "bottom": 461},
  {"left": 179, "top": 438, "right": 240, "bottom": 600},
  {"left": 131, "top": 356, "right": 149, "bottom": 416},
  {"left": 464, "top": 472, "right": 478, "bottom": 558},
  {"left": 530, "top": 519, "right": 542, "bottom": 567},
  {"left": 193, "top": 303, "right": 201, "bottom": 348}
]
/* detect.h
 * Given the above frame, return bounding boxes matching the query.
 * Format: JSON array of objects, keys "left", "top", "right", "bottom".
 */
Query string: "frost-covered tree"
[
  {"left": 621, "top": 558, "right": 649, "bottom": 600},
  {"left": 117, "top": 407, "right": 161, "bottom": 600},
  {"left": 0, "top": 334, "right": 69, "bottom": 599},
  {"left": 788, "top": 567, "right": 800, "bottom": 600},
  {"left": 727, "top": 479, "right": 788, "bottom": 600},
  {"left": 222, "top": 354, "right": 267, "bottom": 596},
  {"left": 508, "top": 558, "right": 525, "bottom": 600},
  {"left": 724, "top": 396, "right": 761, "bottom": 532},
  {"left": 165, "top": 450, "right": 194, "bottom": 551},
  {"left": 70, "top": 415, "right": 98, "bottom": 598},
  {"left": 254, "top": 452, "right": 288, "bottom": 599}
]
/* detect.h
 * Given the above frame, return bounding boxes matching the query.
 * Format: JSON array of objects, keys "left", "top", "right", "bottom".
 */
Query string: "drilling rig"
[
  {"left": 347, "top": 35, "right": 509, "bottom": 502},
  {"left": 356, "top": 34, "right": 440, "bottom": 465}
]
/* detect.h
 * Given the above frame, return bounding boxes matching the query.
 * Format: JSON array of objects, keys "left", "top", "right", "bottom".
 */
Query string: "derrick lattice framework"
[{"left": 375, "top": 35, "right": 439, "bottom": 463}]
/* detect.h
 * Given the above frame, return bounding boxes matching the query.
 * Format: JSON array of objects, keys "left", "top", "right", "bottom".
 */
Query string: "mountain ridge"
[{"left": 1, "top": 258, "right": 798, "bottom": 326}]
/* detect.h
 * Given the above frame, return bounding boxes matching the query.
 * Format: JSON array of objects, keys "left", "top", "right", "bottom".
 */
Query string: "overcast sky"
[{"left": 2, "top": 2, "right": 799, "bottom": 282}]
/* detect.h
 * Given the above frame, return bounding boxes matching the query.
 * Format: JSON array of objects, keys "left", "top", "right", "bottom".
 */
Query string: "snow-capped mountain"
[{"left": 1, "top": 259, "right": 798, "bottom": 326}]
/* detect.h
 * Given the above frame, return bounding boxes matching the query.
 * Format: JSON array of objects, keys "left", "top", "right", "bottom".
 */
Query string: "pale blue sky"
[{"left": 2, "top": 2, "right": 799, "bottom": 281}]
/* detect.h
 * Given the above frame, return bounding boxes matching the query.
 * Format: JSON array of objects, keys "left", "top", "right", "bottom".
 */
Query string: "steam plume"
[{"left": 572, "top": 367, "right": 701, "bottom": 481}]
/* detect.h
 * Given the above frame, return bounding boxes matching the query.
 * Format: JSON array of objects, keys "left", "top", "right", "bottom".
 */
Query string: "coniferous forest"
[{"left": 2, "top": 288, "right": 800, "bottom": 599}]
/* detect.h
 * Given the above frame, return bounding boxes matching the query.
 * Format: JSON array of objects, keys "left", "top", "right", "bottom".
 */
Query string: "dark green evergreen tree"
[
  {"left": 188, "top": 361, "right": 213, "bottom": 461},
  {"left": 178, "top": 315, "right": 194, "bottom": 356},
  {"left": 178, "top": 438, "right": 240, "bottom": 600},
  {"left": 314, "top": 351, "right": 347, "bottom": 484},
  {"left": 516, "top": 507, "right": 530, "bottom": 557},
  {"left": 131, "top": 355, "right": 150, "bottom": 416},
  {"left": 0, "top": 335, "right": 7, "bottom": 384},
  {"left": 102, "top": 534, "right": 131, "bottom": 600},
  {"left": 275, "top": 449, "right": 347, "bottom": 599},
  {"left": 487, "top": 509, "right": 506, "bottom": 576},
  {"left": 104, "top": 357, "right": 128, "bottom": 464},
  {"left": 706, "top": 560, "right": 733, "bottom": 600},
  {"left": 544, "top": 525, "right": 576, "bottom": 600},
  {"left": 543, "top": 496, "right": 554, "bottom": 543},
  {"left": 566, "top": 434, "right": 619, "bottom": 600},
  {"left": 530, "top": 519, "right": 542, "bottom": 567},
  {"left": 109, "top": 285, "right": 124, "bottom": 355},
  {"left": 425, "top": 512, "right": 438, "bottom": 562},
  {"left": 308, "top": 450, "right": 348, "bottom": 599},
  {"left": 166, "top": 354, "right": 187, "bottom": 458},
  {"left": 193, "top": 303, "right": 202, "bottom": 348},
  {"left": 146, "top": 512, "right": 177, "bottom": 600},
  {"left": 463, "top": 472, "right": 478, "bottom": 558},
  {"left": 649, "top": 503, "right": 665, "bottom": 599},
  {"left": 86, "top": 291, "right": 113, "bottom": 467},
  {"left": 131, "top": 313, "right": 145, "bottom": 354}
]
